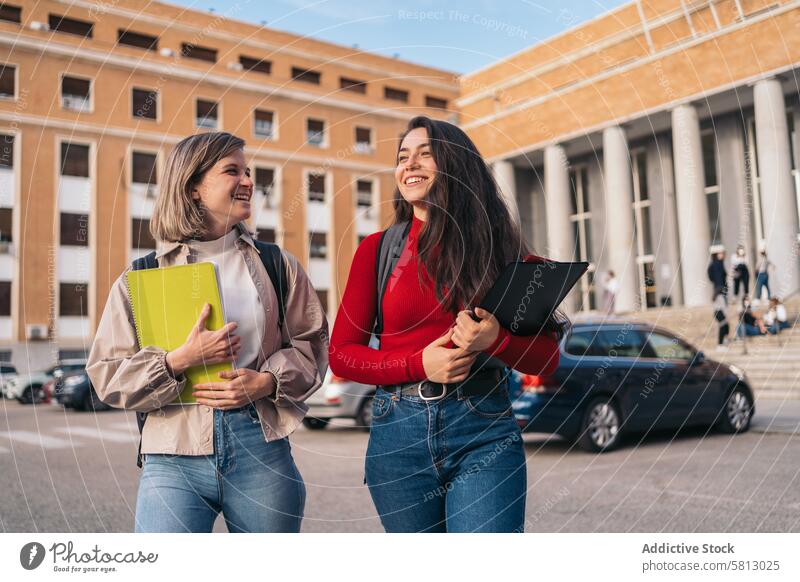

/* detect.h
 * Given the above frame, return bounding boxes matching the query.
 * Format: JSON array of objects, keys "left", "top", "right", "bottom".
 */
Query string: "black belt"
[{"left": 380, "top": 368, "right": 508, "bottom": 402}]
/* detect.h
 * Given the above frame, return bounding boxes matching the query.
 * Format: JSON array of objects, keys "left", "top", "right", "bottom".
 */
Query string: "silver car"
[{"left": 304, "top": 370, "right": 375, "bottom": 430}]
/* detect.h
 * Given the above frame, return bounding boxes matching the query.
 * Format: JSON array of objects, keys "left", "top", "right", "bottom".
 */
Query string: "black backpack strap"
[
  {"left": 373, "top": 221, "right": 411, "bottom": 347},
  {"left": 129, "top": 251, "right": 157, "bottom": 469},
  {"left": 253, "top": 240, "right": 289, "bottom": 331}
]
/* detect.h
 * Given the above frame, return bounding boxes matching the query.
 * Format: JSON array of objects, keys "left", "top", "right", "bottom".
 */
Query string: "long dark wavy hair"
[{"left": 393, "top": 116, "right": 569, "bottom": 339}]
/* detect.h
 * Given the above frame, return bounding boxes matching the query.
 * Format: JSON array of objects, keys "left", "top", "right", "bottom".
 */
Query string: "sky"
[{"left": 168, "top": 0, "right": 631, "bottom": 74}]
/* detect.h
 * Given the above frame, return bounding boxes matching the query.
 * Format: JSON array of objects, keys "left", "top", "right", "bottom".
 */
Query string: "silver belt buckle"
[{"left": 417, "top": 381, "right": 447, "bottom": 401}]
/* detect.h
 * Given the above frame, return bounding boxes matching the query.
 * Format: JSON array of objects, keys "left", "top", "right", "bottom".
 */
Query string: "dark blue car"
[{"left": 510, "top": 321, "right": 754, "bottom": 452}]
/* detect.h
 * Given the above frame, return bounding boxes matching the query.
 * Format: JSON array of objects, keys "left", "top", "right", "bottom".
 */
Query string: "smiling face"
[
  {"left": 191, "top": 148, "right": 253, "bottom": 239},
  {"left": 395, "top": 127, "right": 437, "bottom": 206}
]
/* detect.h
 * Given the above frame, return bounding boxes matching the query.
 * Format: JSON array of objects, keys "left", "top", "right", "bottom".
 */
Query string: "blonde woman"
[{"left": 87, "top": 132, "right": 328, "bottom": 533}]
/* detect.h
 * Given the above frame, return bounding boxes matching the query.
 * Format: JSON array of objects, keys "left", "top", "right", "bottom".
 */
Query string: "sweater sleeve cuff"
[
  {"left": 408, "top": 350, "right": 427, "bottom": 381},
  {"left": 484, "top": 326, "right": 511, "bottom": 356}
]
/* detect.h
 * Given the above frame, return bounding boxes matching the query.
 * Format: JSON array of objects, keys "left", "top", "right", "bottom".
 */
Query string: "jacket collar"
[{"left": 155, "top": 222, "right": 258, "bottom": 259}]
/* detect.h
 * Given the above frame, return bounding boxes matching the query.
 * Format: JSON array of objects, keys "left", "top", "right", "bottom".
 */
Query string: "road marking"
[
  {"left": 0, "top": 430, "right": 75, "bottom": 449},
  {"left": 54, "top": 426, "right": 137, "bottom": 443}
]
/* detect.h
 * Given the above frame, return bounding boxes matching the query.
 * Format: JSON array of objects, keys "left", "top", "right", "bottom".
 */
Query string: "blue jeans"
[
  {"left": 755, "top": 273, "right": 771, "bottom": 301},
  {"left": 135, "top": 404, "right": 305, "bottom": 533},
  {"left": 365, "top": 383, "right": 527, "bottom": 533}
]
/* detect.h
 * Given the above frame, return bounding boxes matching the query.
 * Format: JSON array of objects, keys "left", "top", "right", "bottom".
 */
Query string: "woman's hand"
[
  {"left": 166, "top": 303, "right": 240, "bottom": 377},
  {"left": 192, "top": 369, "right": 276, "bottom": 409},
  {"left": 422, "top": 329, "right": 478, "bottom": 384},
  {"left": 451, "top": 307, "right": 500, "bottom": 353}
]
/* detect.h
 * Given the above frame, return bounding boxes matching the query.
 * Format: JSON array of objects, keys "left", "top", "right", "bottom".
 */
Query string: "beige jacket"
[{"left": 86, "top": 224, "right": 329, "bottom": 455}]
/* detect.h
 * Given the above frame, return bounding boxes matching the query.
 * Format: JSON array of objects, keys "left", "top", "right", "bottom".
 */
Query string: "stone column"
[
  {"left": 672, "top": 104, "right": 712, "bottom": 306},
  {"left": 544, "top": 144, "right": 576, "bottom": 312},
  {"left": 754, "top": 78, "right": 800, "bottom": 297},
  {"left": 492, "top": 160, "right": 521, "bottom": 228},
  {"left": 602, "top": 125, "right": 639, "bottom": 313}
]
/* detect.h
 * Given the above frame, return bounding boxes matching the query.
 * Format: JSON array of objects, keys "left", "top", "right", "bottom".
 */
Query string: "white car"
[
  {"left": 0, "top": 363, "right": 19, "bottom": 398},
  {"left": 5, "top": 360, "right": 86, "bottom": 404},
  {"left": 305, "top": 370, "right": 376, "bottom": 430}
]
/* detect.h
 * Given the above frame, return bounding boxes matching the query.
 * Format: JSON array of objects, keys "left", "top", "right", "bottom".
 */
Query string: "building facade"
[
  {"left": 0, "top": 0, "right": 458, "bottom": 370},
  {"left": 460, "top": 0, "right": 800, "bottom": 315}
]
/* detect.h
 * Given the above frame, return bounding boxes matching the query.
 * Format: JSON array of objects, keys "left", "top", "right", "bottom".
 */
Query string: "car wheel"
[
  {"left": 17, "top": 385, "right": 44, "bottom": 405},
  {"left": 577, "top": 397, "right": 623, "bottom": 453},
  {"left": 355, "top": 394, "right": 375, "bottom": 431},
  {"left": 716, "top": 385, "right": 753, "bottom": 434},
  {"left": 82, "top": 388, "right": 108, "bottom": 412},
  {"left": 302, "top": 417, "right": 329, "bottom": 430}
]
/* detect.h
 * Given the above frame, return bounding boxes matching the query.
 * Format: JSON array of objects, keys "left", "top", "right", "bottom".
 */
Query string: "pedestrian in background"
[
  {"left": 707, "top": 250, "right": 728, "bottom": 301},
  {"left": 602, "top": 270, "right": 618, "bottom": 315},
  {"left": 731, "top": 245, "right": 750, "bottom": 302},
  {"left": 737, "top": 296, "right": 767, "bottom": 337},
  {"left": 713, "top": 293, "right": 729, "bottom": 351},
  {"left": 764, "top": 297, "right": 790, "bottom": 334},
  {"left": 754, "top": 250, "right": 774, "bottom": 303}
]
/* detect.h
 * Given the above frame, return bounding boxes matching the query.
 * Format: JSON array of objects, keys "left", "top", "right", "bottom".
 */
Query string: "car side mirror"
[{"left": 692, "top": 351, "right": 705, "bottom": 366}]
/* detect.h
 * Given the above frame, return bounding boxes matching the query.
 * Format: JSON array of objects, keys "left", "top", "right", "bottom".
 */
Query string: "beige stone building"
[
  {"left": 0, "top": 0, "right": 457, "bottom": 369},
  {"left": 462, "top": 0, "right": 800, "bottom": 315}
]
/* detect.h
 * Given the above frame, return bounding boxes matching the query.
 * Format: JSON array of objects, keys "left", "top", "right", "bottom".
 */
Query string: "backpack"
[
  {"left": 372, "top": 221, "right": 505, "bottom": 371},
  {"left": 129, "top": 240, "right": 288, "bottom": 468}
]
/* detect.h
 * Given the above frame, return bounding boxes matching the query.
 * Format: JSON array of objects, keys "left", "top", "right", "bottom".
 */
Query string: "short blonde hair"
[{"left": 150, "top": 132, "right": 246, "bottom": 242}]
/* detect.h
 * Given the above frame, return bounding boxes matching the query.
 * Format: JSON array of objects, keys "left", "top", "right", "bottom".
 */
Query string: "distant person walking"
[
  {"left": 602, "top": 270, "right": 619, "bottom": 315},
  {"left": 754, "top": 250, "right": 774, "bottom": 303},
  {"left": 707, "top": 250, "right": 728, "bottom": 301},
  {"left": 731, "top": 245, "right": 750, "bottom": 301},
  {"left": 713, "top": 293, "right": 729, "bottom": 351}
]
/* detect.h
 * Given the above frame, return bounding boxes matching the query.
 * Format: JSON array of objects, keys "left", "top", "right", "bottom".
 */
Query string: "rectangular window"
[
  {"left": 425, "top": 95, "right": 448, "bottom": 109},
  {"left": 0, "top": 4, "right": 21, "bottom": 24},
  {"left": 132, "top": 152, "right": 157, "bottom": 185},
  {"left": 292, "top": 67, "right": 320, "bottom": 84},
  {"left": 59, "top": 283, "right": 88, "bottom": 317},
  {"left": 340, "top": 77, "right": 366, "bottom": 94},
  {"left": 132, "top": 88, "right": 157, "bottom": 120},
  {"left": 181, "top": 43, "right": 217, "bottom": 63},
  {"left": 0, "top": 64, "right": 15, "bottom": 98},
  {"left": 117, "top": 29, "right": 158, "bottom": 51},
  {"left": 60, "top": 213, "right": 89, "bottom": 246},
  {"left": 240, "top": 56, "right": 271, "bottom": 74},
  {"left": 0, "top": 207, "right": 11, "bottom": 242},
  {"left": 354, "top": 127, "right": 372, "bottom": 153},
  {"left": 0, "top": 281, "right": 10, "bottom": 317},
  {"left": 48, "top": 14, "right": 93, "bottom": 38},
  {"left": 196, "top": 99, "right": 218, "bottom": 129},
  {"left": 384, "top": 86, "right": 409, "bottom": 102},
  {"left": 0, "top": 134, "right": 13, "bottom": 168},
  {"left": 256, "top": 228, "right": 275, "bottom": 243},
  {"left": 131, "top": 217, "right": 155, "bottom": 249},
  {"left": 702, "top": 131, "right": 718, "bottom": 188},
  {"left": 306, "top": 119, "right": 326, "bottom": 147},
  {"left": 356, "top": 180, "right": 373, "bottom": 207},
  {"left": 309, "top": 231, "right": 327, "bottom": 259},
  {"left": 60, "top": 143, "right": 89, "bottom": 177},
  {"left": 253, "top": 109, "right": 275, "bottom": 139},
  {"left": 308, "top": 173, "right": 326, "bottom": 202},
  {"left": 61, "top": 76, "right": 91, "bottom": 112},
  {"left": 255, "top": 167, "right": 275, "bottom": 205}
]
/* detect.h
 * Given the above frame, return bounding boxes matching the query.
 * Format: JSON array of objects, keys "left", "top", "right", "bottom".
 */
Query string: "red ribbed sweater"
[{"left": 329, "top": 215, "right": 561, "bottom": 385}]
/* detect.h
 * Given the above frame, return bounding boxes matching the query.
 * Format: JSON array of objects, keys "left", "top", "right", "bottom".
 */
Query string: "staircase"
[{"left": 611, "top": 297, "right": 800, "bottom": 400}]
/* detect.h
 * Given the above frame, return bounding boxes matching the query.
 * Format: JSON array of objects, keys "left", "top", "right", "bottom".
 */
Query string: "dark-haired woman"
[{"left": 329, "top": 116, "right": 564, "bottom": 533}]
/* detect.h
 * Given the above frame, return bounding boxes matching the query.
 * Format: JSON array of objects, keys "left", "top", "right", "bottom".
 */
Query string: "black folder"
[{"left": 477, "top": 260, "right": 589, "bottom": 336}]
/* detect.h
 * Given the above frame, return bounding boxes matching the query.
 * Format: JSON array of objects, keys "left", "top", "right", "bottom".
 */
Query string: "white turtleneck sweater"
[{"left": 190, "top": 228, "right": 265, "bottom": 370}]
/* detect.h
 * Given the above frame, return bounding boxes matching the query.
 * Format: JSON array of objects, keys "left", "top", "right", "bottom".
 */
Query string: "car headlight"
[
  {"left": 64, "top": 374, "right": 88, "bottom": 386},
  {"left": 728, "top": 365, "right": 747, "bottom": 381}
]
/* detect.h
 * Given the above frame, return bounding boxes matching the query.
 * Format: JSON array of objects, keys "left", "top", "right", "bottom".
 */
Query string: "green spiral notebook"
[{"left": 126, "top": 261, "right": 231, "bottom": 405}]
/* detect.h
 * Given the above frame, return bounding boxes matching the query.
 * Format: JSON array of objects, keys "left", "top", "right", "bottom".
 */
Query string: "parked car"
[
  {"left": 0, "top": 363, "right": 18, "bottom": 398},
  {"left": 305, "top": 370, "right": 375, "bottom": 430},
  {"left": 510, "top": 321, "right": 754, "bottom": 453},
  {"left": 53, "top": 367, "right": 111, "bottom": 412},
  {"left": 6, "top": 360, "right": 87, "bottom": 404}
]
